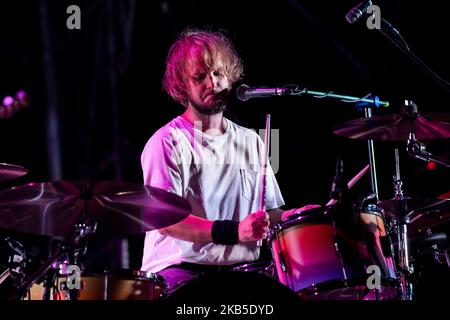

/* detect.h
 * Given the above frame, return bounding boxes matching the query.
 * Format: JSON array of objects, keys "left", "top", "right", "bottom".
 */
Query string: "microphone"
[
  {"left": 235, "top": 84, "right": 297, "bottom": 101},
  {"left": 345, "top": 0, "right": 373, "bottom": 24}
]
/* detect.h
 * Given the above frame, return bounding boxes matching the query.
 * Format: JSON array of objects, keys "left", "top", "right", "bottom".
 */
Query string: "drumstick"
[
  {"left": 259, "top": 113, "right": 271, "bottom": 211},
  {"left": 326, "top": 164, "right": 369, "bottom": 206},
  {"left": 257, "top": 113, "right": 271, "bottom": 247}
]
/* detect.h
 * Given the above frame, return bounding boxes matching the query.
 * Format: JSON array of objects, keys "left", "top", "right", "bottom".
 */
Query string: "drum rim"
[
  {"left": 268, "top": 205, "right": 387, "bottom": 243},
  {"left": 229, "top": 261, "right": 274, "bottom": 272},
  {"left": 268, "top": 207, "right": 331, "bottom": 243},
  {"left": 57, "top": 268, "right": 166, "bottom": 287}
]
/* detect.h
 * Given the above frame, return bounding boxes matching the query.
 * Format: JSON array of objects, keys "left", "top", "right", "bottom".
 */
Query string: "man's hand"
[
  {"left": 238, "top": 210, "right": 270, "bottom": 243},
  {"left": 281, "top": 204, "right": 322, "bottom": 221}
]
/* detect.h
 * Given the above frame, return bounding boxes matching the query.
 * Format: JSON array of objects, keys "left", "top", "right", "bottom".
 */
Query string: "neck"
[{"left": 182, "top": 106, "right": 226, "bottom": 136}]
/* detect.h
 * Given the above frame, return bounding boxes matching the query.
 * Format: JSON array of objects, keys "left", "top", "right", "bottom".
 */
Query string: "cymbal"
[
  {"left": 0, "top": 181, "right": 191, "bottom": 237},
  {"left": 333, "top": 113, "right": 450, "bottom": 141},
  {"left": 379, "top": 198, "right": 450, "bottom": 233},
  {"left": 0, "top": 163, "right": 28, "bottom": 183}
]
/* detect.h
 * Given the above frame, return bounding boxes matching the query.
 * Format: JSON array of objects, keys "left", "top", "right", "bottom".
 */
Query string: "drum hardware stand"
[
  {"left": 407, "top": 133, "right": 450, "bottom": 168},
  {"left": 7, "top": 222, "right": 96, "bottom": 300},
  {"left": 361, "top": 104, "right": 380, "bottom": 202},
  {"left": 1, "top": 237, "right": 43, "bottom": 298},
  {"left": 423, "top": 228, "right": 450, "bottom": 268},
  {"left": 390, "top": 148, "right": 414, "bottom": 300},
  {"left": 8, "top": 240, "right": 66, "bottom": 300},
  {"left": 62, "top": 222, "right": 96, "bottom": 300},
  {"left": 328, "top": 158, "right": 351, "bottom": 287},
  {"left": 403, "top": 100, "right": 450, "bottom": 168}
]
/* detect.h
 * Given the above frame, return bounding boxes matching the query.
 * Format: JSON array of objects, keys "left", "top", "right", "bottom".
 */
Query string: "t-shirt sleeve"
[{"left": 141, "top": 133, "right": 183, "bottom": 197}]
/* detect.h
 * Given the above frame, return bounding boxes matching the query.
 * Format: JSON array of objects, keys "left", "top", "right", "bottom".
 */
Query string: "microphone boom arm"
[
  {"left": 297, "top": 89, "right": 389, "bottom": 108},
  {"left": 237, "top": 84, "right": 389, "bottom": 108}
]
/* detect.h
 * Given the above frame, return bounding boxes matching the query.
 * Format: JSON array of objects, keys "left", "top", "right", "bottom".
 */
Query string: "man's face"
[{"left": 185, "top": 58, "right": 231, "bottom": 115}]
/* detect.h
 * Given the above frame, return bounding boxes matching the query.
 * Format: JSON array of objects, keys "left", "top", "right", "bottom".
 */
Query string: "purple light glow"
[
  {"left": 16, "top": 90, "right": 28, "bottom": 102},
  {"left": 2, "top": 96, "right": 14, "bottom": 107}
]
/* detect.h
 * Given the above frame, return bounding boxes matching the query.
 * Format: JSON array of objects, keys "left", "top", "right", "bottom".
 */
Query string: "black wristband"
[{"left": 211, "top": 220, "right": 239, "bottom": 245}]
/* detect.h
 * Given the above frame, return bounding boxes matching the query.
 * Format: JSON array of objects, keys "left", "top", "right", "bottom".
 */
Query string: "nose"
[{"left": 206, "top": 73, "right": 219, "bottom": 90}]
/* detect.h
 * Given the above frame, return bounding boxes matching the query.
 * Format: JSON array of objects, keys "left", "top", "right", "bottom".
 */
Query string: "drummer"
[{"left": 140, "top": 28, "right": 318, "bottom": 295}]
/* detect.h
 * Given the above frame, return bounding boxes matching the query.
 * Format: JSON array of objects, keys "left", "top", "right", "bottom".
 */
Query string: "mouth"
[
  {"left": 203, "top": 93, "right": 217, "bottom": 102},
  {"left": 203, "top": 92, "right": 215, "bottom": 99}
]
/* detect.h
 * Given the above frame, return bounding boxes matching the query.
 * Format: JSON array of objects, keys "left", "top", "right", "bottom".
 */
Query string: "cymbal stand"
[
  {"left": 8, "top": 222, "right": 96, "bottom": 300},
  {"left": 62, "top": 223, "right": 97, "bottom": 300},
  {"left": 391, "top": 148, "right": 414, "bottom": 300},
  {"left": 362, "top": 105, "right": 380, "bottom": 201},
  {"left": 8, "top": 240, "right": 66, "bottom": 300}
]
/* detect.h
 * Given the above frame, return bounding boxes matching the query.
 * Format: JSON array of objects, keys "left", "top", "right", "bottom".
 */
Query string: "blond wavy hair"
[{"left": 163, "top": 29, "right": 244, "bottom": 107}]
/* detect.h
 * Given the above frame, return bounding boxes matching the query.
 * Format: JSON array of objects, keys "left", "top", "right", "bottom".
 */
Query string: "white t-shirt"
[{"left": 141, "top": 116, "right": 285, "bottom": 272}]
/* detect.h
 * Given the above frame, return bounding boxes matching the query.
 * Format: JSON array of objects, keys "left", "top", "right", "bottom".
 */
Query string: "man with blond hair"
[{"left": 141, "top": 29, "right": 314, "bottom": 295}]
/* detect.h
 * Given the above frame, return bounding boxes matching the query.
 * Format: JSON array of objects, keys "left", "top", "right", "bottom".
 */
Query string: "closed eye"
[{"left": 193, "top": 73, "right": 206, "bottom": 81}]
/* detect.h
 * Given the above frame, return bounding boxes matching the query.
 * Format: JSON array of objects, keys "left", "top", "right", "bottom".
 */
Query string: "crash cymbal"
[
  {"left": 333, "top": 113, "right": 450, "bottom": 141},
  {"left": 0, "top": 163, "right": 28, "bottom": 183},
  {"left": 0, "top": 181, "right": 191, "bottom": 237},
  {"left": 379, "top": 198, "right": 450, "bottom": 233}
]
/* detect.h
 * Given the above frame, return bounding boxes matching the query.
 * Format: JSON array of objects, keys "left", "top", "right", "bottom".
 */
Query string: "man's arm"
[
  {"left": 158, "top": 214, "right": 213, "bottom": 242},
  {"left": 158, "top": 211, "right": 270, "bottom": 243}
]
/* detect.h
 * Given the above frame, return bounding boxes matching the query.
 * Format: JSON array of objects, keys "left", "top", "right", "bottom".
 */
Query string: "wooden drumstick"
[
  {"left": 326, "top": 164, "right": 370, "bottom": 206},
  {"left": 257, "top": 113, "right": 271, "bottom": 247}
]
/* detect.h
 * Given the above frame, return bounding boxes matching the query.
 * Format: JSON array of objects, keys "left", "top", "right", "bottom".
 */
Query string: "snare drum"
[
  {"left": 29, "top": 269, "right": 167, "bottom": 300},
  {"left": 268, "top": 206, "right": 399, "bottom": 300}
]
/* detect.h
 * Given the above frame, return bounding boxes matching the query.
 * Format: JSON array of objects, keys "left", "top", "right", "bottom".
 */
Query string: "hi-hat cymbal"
[
  {"left": 379, "top": 198, "right": 450, "bottom": 233},
  {"left": 0, "top": 163, "right": 28, "bottom": 183},
  {"left": 0, "top": 181, "right": 191, "bottom": 237},
  {"left": 333, "top": 113, "right": 450, "bottom": 141}
]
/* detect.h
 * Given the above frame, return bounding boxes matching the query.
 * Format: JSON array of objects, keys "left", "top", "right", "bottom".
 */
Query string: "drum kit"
[{"left": 0, "top": 100, "right": 449, "bottom": 301}]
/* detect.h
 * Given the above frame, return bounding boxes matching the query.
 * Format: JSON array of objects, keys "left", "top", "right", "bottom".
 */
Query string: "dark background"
[{"left": 0, "top": 0, "right": 449, "bottom": 300}]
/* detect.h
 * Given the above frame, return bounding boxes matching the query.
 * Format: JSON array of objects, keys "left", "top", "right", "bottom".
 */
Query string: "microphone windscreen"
[{"left": 235, "top": 84, "right": 249, "bottom": 101}]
